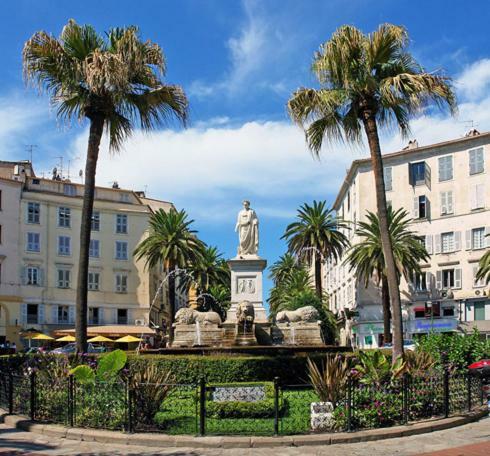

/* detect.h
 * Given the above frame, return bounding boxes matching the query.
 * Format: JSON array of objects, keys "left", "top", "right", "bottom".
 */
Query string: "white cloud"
[{"left": 456, "top": 58, "right": 490, "bottom": 101}]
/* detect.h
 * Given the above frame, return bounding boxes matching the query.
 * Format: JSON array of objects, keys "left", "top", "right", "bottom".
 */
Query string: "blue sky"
[{"left": 2, "top": 0, "right": 490, "bottom": 302}]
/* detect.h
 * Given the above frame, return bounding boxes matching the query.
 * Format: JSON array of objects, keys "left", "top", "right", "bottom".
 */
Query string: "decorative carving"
[
  {"left": 276, "top": 306, "right": 320, "bottom": 324},
  {"left": 236, "top": 300, "right": 255, "bottom": 332},
  {"left": 237, "top": 278, "right": 256, "bottom": 294},
  {"left": 174, "top": 307, "right": 222, "bottom": 326}
]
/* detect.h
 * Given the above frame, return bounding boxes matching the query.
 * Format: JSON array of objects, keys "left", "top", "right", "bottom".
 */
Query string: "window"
[
  {"left": 413, "top": 272, "right": 427, "bottom": 292},
  {"left": 474, "top": 302, "right": 486, "bottom": 321},
  {"left": 469, "top": 147, "right": 484, "bottom": 175},
  {"left": 116, "top": 214, "right": 128, "bottom": 234},
  {"left": 58, "top": 236, "right": 71, "bottom": 256},
  {"left": 27, "top": 202, "right": 40, "bottom": 224},
  {"left": 120, "top": 193, "right": 130, "bottom": 203},
  {"left": 414, "top": 195, "right": 429, "bottom": 219},
  {"left": 63, "top": 184, "right": 76, "bottom": 196},
  {"left": 57, "top": 305, "right": 69, "bottom": 324},
  {"left": 26, "top": 232, "right": 40, "bottom": 252},
  {"left": 57, "top": 269, "right": 70, "bottom": 288},
  {"left": 472, "top": 227, "right": 485, "bottom": 250},
  {"left": 89, "top": 307, "right": 100, "bottom": 325},
  {"left": 410, "top": 162, "right": 427, "bottom": 186},
  {"left": 91, "top": 211, "right": 100, "bottom": 231},
  {"left": 440, "top": 191, "right": 453, "bottom": 215},
  {"left": 115, "top": 273, "right": 128, "bottom": 293},
  {"left": 441, "top": 232, "right": 455, "bottom": 253},
  {"left": 364, "top": 335, "right": 373, "bottom": 346},
  {"left": 88, "top": 272, "right": 100, "bottom": 291},
  {"left": 470, "top": 184, "right": 485, "bottom": 210},
  {"left": 443, "top": 307, "right": 455, "bottom": 317},
  {"left": 384, "top": 166, "right": 393, "bottom": 191},
  {"left": 436, "top": 268, "right": 461, "bottom": 289},
  {"left": 115, "top": 241, "right": 128, "bottom": 260},
  {"left": 425, "top": 302, "right": 441, "bottom": 318},
  {"left": 58, "top": 207, "right": 71, "bottom": 228},
  {"left": 117, "top": 308, "right": 128, "bottom": 324},
  {"left": 89, "top": 239, "right": 100, "bottom": 258},
  {"left": 27, "top": 304, "right": 38, "bottom": 324},
  {"left": 438, "top": 155, "right": 453, "bottom": 181},
  {"left": 473, "top": 266, "right": 486, "bottom": 288},
  {"left": 26, "top": 266, "right": 40, "bottom": 285}
]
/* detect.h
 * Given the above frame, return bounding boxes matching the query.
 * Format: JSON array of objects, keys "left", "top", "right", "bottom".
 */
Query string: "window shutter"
[
  {"left": 454, "top": 231, "right": 461, "bottom": 251},
  {"left": 68, "top": 306, "right": 75, "bottom": 324},
  {"left": 425, "top": 162, "right": 431, "bottom": 189},
  {"left": 469, "top": 150, "right": 476, "bottom": 174},
  {"left": 426, "top": 197, "right": 431, "bottom": 220},
  {"left": 99, "top": 308, "right": 104, "bottom": 325},
  {"left": 113, "top": 308, "right": 118, "bottom": 324},
  {"left": 454, "top": 269, "right": 462, "bottom": 289},
  {"left": 127, "top": 309, "right": 132, "bottom": 325},
  {"left": 465, "top": 230, "right": 472, "bottom": 250},
  {"left": 485, "top": 227, "right": 490, "bottom": 247},
  {"left": 51, "top": 305, "right": 58, "bottom": 324},
  {"left": 413, "top": 197, "right": 419, "bottom": 218},
  {"left": 440, "top": 192, "right": 447, "bottom": 215},
  {"left": 20, "top": 303, "right": 27, "bottom": 324},
  {"left": 38, "top": 268, "right": 44, "bottom": 286},
  {"left": 436, "top": 271, "right": 442, "bottom": 290},
  {"left": 408, "top": 163, "right": 414, "bottom": 186},
  {"left": 477, "top": 184, "right": 485, "bottom": 208},
  {"left": 447, "top": 191, "right": 453, "bottom": 214},
  {"left": 434, "top": 234, "right": 441, "bottom": 254},
  {"left": 426, "top": 235, "right": 433, "bottom": 254},
  {"left": 21, "top": 266, "right": 27, "bottom": 285},
  {"left": 38, "top": 304, "right": 45, "bottom": 324}
]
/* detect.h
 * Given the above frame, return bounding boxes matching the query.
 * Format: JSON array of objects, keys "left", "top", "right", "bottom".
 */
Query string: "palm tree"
[
  {"left": 186, "top": 246, "right": 230, "bottom": 292},
  {"left": 287, "top": 24, "right": 456, "bottom": 359},
  {"left": 476, "top": 243, "right": 490, "bottom": 284},
  {"left": 282, "top": 201, "right": 349, "bottom": 299},
  {"left": 269, "top": 253, "right": 304, "bottom": 286},
  {"left": 134, "top": 209, "right": 204, "bottom": 341},
  {"left": 23, "top": 21, "right": 188, "bottom": 352},
  {"left": 344, "top": 207, "right": 429, "bottom": 344}
]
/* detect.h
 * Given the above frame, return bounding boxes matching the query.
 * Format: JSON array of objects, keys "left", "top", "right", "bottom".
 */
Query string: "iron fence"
[{"left": 0, "top": 369, "right": 485, "bottom": 436}]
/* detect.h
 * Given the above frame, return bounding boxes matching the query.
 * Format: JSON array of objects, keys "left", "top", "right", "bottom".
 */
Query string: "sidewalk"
[{"left": 418, "top": 441, "right": 490, "bottom": 455}]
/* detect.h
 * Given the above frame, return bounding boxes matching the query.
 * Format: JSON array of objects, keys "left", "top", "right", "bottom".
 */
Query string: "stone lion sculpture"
[
  {"left": 174, "top": 307, "right": 222, "bottom": 326},
  {"left": 236, "top": 300, "right": 255, "bottom": 331},
  {"left": 276, "top": 306, "right": 320, "bottom": 324}
]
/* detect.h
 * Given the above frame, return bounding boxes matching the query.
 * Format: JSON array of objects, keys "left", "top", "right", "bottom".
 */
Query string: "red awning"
[{"left": 413, "top": 306, "right": 425, "bottom": 312}]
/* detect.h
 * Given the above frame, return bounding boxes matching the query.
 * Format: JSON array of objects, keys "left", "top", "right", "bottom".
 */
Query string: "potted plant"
[{"left": 307, "top": 354, "right": 350, "bottom": 431}]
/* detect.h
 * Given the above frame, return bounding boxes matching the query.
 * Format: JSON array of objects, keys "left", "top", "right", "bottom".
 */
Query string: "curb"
[{"left": 0, "top": 408, "right": 487, "bottom": 448}]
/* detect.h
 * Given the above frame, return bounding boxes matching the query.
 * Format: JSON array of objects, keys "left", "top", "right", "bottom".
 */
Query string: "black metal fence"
[{"left": 0, "top": 369, "right": 485, "bottom": 436}]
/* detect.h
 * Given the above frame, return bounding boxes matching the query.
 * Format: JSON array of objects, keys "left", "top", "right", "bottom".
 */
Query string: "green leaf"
[
  {"left": 97, "top": 349, "right": 127, "bottom": 380},
  {"left": 70, "top": 365, "right": 95, "bottom": 384}
]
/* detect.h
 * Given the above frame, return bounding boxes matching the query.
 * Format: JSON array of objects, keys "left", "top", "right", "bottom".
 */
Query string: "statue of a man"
[{"left": 235, "top": 200, "right": 259, "bottom": 256}]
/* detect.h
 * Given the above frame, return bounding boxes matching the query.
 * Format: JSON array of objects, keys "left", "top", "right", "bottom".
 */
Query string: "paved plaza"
[{"left": 0, "top": 417, "right": 488, "bottom": 455}]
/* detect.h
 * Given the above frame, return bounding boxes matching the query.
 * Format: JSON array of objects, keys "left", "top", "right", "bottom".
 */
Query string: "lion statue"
[
  {"left": 276, "top": 306, "right": 320, "bottom": 324},
  {"left": 174, "top": 307, "right": 222, "bottom": 326},
  {"left": 236, "top": 300, "right": 255, "bottom": 331}
]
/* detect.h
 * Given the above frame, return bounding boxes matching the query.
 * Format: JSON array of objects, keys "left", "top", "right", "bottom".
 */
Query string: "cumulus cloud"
[{"left": 456, "top": 58, "right": 490, "bottom": 101}]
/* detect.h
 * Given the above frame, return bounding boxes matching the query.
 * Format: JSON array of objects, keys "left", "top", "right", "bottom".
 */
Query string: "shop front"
[
  {"left": 351, "top": 321, "right": 385, "bottom": 348},
  {"left": 405, "top": 317, "right": 458, "bottom": 337}
]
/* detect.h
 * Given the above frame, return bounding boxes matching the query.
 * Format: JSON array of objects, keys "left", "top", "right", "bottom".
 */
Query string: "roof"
[
  {"left": 53, "top": 325, "right": 155, "bottom": 337},
  {"left": 333, "top": 131, "right": 490, "bottom": 210}
]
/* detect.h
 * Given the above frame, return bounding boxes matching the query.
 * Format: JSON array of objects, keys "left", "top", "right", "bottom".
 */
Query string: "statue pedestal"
[{"left": 226, "top": 256, "right": 268, "bottom": 323}]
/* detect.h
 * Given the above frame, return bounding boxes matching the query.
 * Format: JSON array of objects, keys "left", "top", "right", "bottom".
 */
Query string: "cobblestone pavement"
[{"left": 0, "top": 417, "right": 488, "bottom": 455}]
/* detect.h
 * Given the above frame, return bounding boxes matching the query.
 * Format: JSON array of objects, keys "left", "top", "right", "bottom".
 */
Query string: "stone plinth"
[
  {"left": 226, "top": 256, "right": 267, "bottom": 323},
  {"left": 272, "top": 323, "right": 324, "bottom": 346},
  {"left": 172, "top": 324, "right": 224, "bottom": 347}
]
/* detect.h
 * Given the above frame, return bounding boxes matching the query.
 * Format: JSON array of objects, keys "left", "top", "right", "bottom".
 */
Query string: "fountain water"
[{"left": 195, "top": 320, "right": 202, "bottom": 346}]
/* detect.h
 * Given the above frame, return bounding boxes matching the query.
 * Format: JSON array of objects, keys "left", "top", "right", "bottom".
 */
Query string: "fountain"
[{"left": 195, "top": 320, "right": 202, "bottom": 346}]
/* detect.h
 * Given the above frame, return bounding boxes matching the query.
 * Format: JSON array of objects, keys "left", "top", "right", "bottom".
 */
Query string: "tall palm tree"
[
  {"left": 287, "top": 24, "right": 456, "bottom": 358},
  {"left": 269, "top": 253, "right": 305, "bottom": 286},
  {"left": 186, "top": 246, "right": 230, "bottom": 292},
  {"left": 134, "top": 209, "right": 204, "bottom": 341},
  {"left": 23, "top": 20, "right": 188, "bottom": 352},
  {"left": 282, "top": 201, "right": 349, "bottom": 299},
  {"left": 345, "top": 207, "right": 429, "bottom": 344},
  {"left": 476, "top": 242, "right": 490, "bottom": 284}
]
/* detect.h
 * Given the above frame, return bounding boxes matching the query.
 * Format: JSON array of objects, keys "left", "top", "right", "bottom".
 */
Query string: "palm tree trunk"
[
  {"left": 76, "top": 116, "right": 104, "bottom": 353},
  {"left": 314, "top": 253, "right": 322, "bottom": 299},
  {"left": 381, "top": 275, "right": 392, "bottom": 344},
  {"left": 167, "top": 262, "right": 176, "bottom": 344},
  {"left": 362, "top": 110, "right": 404, "bottom": 361}
]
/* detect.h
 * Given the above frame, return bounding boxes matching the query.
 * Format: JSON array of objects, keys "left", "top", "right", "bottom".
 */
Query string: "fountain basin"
[
  {"left": 272, "top": 323, "right": 324, "bottom": 346},
  {"left": 172, "top": 324, "right": 224, "bottom": 347}
]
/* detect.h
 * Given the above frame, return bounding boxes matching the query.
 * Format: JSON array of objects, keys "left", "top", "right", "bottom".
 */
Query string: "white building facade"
[{"left": 325, "top": 131, "right": 490, "bottom": 348}]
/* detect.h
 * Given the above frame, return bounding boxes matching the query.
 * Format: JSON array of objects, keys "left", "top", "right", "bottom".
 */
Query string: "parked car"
[
  {"left": 50, "top": 343, "right": 100, "bottom": 354},
  {"left": 382, "top": 339, "right": 416, "bottom": 351}
]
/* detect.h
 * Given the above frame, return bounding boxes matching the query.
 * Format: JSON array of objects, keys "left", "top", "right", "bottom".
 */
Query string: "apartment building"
[
  {"left": 0, "top": 160, "right": 178, "bottom": 346},
  {"left": 325, "top": 131, "right": 490, "bottom": 348}
]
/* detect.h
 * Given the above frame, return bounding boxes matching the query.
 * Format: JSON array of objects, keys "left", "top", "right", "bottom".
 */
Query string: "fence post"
[
  {"left": 29, "top": 371, "right": 36, "bottom": 421},
  {"left": 8, "top": 371, "right": 13, "bottom": 414},
  {"left": 443, "top": 367, "right": 450, "bottom": 418},
  {"left": 273, "top": 377, "right": 280, "bottom": 436},
  {"left": 199, "top": 377, "right": 206, "bottom": 436},
  {"left": 346, "top": 376, "right": 352, "bottom": 432},
  {"left": 466, "top": 373, "right": 472, "bottom": 412},
  {"left": 126, "top": 377, "right": 133, "bottom": 433},
  {"left": 402, "top": 374, "right": 409, "bottom": 424},
  {"left": 68, "top": 375, "right": 74, "bottom": 427}
]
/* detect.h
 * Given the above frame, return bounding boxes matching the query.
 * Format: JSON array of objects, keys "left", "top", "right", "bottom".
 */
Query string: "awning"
[{"left": 413, "top": 306, "right": 425, "bottom": 312}]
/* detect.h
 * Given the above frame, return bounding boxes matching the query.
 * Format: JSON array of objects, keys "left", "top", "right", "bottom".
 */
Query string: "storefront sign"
[{"left": 406, "top": 318, "right": 458, "bottom": 334}]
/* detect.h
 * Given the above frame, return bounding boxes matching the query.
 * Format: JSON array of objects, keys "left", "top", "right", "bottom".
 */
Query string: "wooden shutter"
[
  {"left": 434, "top": 234, "right": 441, "bottom": 254},
  {"left": 38, "top": 268, "right": 44, "bottom": 286},
  {"left": 440, "top": 192, "right": 447, "bottom": 215},
  {"left": 477, "top": 184, "right": 485, "bottom": 209},
  {"left": 447, "top": 191, "right": 453, "bottom": 214},
  {"left": 51, "top": 305, "right": 58, "bottom": 324},
  {"left": 20, "top": 266, "right": 27, "bottom": 285},
  {"left": 38, "top": 304, "right": 45, "bottom": 324},
  {"left": 465, "top": 230, "right": 472, "bottom": 250},
  {"left": 454, "top": 231, "right": 461, "bottom": 251},
  {"left": 454, "top": 269, "right": 462, "bottom": 289},
  {"left": 413, "top": 197, "right": 419, "bottom": 218},
  {"left": 20, "top": 303, "right": 27, "bottom": 324},
  {"left": 426, "top": 197, "right": 431, "bottom": 220},
  {"left": 113, "top": 308, "right": 118, "bottom": 324},
  {"left": 425, "top": 162, "right": 431, "bottom": 189},
  {"left": 68, "top": 306, "right": 75, "bottom": 324},
  {"left": 408, "top": 163, "right": 414, "bottom": 186},
  {"left": 426, "top": 235, "right": 433, "bottom": 254},
  {"left": 436, "top": 270, "right": 442, "bottom": 290},
  {"left": 470, "top": 149, "right": 476, "bottom": 174}
]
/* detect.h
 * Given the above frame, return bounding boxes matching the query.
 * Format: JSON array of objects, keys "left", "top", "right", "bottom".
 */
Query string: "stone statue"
[
  {"left": 276, "top": 306, "right": 320, "bottom": 324},
  {"left": 235, "top": 200, "right": 259, "bottom": 256},
  {"left": 174, "top": 307, "right": 222, "bottom": 326},
  {"left": 236, "top": 300, "right": 255, "bottom": 332}
]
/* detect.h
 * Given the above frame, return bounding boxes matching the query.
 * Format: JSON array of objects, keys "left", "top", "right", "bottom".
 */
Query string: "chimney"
[
  {"left": 402, "top": 139, "right": 419, "bottom": 150},
  {"left": 465, "top": 128, "right": 480, "bottom": 137}
]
